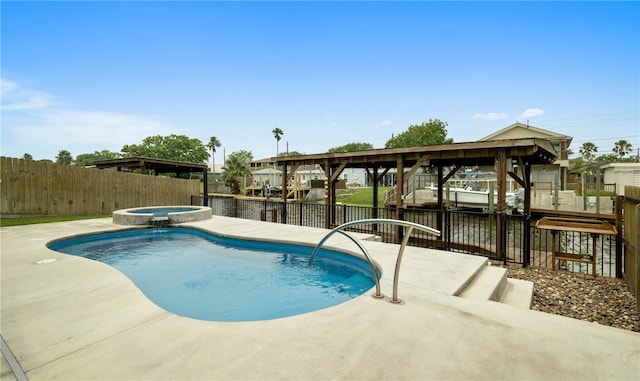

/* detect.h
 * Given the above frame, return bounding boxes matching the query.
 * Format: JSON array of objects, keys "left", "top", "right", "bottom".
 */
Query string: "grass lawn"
[
  {"left": 336, "top": 187, "right": 389, "bottom": 208},
  {"left": 0, "top": 215, "right": 111, "bottom": 227}
]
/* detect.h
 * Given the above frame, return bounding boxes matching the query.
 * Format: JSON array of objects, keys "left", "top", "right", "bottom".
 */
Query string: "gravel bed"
[{"left": 505, "top": 266, "right": 640, "bottom": 332}]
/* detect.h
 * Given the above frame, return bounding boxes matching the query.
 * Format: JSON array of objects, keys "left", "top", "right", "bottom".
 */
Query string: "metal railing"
[
  {"left": 308, "top": 219, "right": 440, "bottom": 303},
  {"left": 193, "top": 195, "right": 620, "bottom": 278}
]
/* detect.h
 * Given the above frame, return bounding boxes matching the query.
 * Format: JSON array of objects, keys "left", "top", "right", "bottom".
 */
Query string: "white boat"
[{"left": 427, "top": 180, "right": 522, "bottom": 211}]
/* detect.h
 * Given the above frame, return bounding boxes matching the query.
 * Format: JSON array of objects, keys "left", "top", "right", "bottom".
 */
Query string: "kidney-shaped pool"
[{"left": 47, "top": 227, "right": 377, "bottom": 322}]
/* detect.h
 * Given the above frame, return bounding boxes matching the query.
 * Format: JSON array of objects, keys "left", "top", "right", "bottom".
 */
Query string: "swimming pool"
[{"left": 47, "top": 227, "right": 377, "bottom": 322}]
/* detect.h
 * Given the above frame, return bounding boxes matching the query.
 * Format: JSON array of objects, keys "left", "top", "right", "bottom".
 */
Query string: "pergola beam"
[{"left": 272, "top": 139, "right": 557, "bottom": 258}]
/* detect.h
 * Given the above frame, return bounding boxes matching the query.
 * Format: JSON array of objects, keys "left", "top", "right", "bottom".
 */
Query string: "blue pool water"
[{"left": 48, "top": 227, "right": 376, "bottom": 322}]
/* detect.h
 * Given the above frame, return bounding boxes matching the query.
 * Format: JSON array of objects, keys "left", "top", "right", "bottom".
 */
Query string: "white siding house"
[
  {"left": 479, "top": 122, "right": 572, "bottom": 190},
  {"left": 601, "top": 163, "right": 640, "bottom": 196}
]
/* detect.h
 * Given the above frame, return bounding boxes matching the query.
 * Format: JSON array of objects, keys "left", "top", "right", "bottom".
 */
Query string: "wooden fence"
[
  {"left": 623, "top": 186, "right": 640, "bottom": 310},
  {"left": 0, "top": 157, "right": 201, "bottom": 216},
  {"left": 577, "top": 182, "right": 616, "bottom": 195}
]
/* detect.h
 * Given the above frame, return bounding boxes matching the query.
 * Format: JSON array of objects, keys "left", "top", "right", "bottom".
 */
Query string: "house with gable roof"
[{"left": 479, "top": 122, "right": 573, "bottom": 190}]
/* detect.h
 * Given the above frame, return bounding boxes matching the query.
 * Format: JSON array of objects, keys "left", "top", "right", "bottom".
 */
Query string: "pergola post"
[{"left": 372, "top": 166, "right": 379, "bottom": 213}]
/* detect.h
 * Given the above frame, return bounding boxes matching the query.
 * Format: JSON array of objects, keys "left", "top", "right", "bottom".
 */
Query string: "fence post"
[
  {"left": 523, "top": 215, "right": 531, "bottom": 267},
  {"left": 616, "top": 195, "right": 623, "bottom": 278},
  {"left": 343, "top": 203, "right": 347, "bottom": 225},
  {"left": 582, "top": 173, "right": 587, "bottom": 210},
  {"left": 444, "top": 209, "right": 450, "bottom": 251},
  {"left": 233, "top": 197, "right": 238, "bottom": 218},
  {"left": 595, "top": 171, "right": 601, "bottom": 214},
  {"left": 261, "top": 198, "right": 267, "bottom": 221},
  {"left": 554, "top": 171, "right": 560, "bottom": 210},
  {"left": 500, "top": 214, "right": 508, "bottom": 264},
  {"left": 281, "top": 199, "right": 287, "bottom": 225}
]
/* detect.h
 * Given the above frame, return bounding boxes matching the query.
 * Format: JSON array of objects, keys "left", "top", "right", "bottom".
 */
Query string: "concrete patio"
[{"left": 1, "top": 216, "right": 639, "bottom": 380}]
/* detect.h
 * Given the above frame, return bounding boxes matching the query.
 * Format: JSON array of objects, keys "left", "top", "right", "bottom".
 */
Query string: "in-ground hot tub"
[{"left": 112, "top": 206, "right": 212, "bottom": 225}]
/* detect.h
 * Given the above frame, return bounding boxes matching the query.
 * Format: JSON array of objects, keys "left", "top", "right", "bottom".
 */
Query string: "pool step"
[
  {"left": 457, "top": 264, "right": 533, "bottom": 309},
  {"left": 499, "top": 278, "right": 534, "bottom": 309}
]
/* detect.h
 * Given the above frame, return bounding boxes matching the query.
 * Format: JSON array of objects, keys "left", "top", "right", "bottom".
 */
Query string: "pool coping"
[
  {"left": 2, "top": 216, "right": 639, "bottom": 380},
  {"left": 112, "top": 205, "right": 212, "bottom": 225}
]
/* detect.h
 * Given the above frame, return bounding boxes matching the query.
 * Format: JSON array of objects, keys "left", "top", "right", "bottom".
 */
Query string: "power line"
[
  {"left": 538, "top": 110, "right": 638, "bottom": 124},
  {"left": 572, "top": 134, "right": 640, "bottom": 144}
]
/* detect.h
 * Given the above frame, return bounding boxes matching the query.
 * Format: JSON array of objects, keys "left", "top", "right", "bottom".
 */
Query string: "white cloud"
[
  {"left": 0, "top": 78, "right": 17, "bottom": 93},
  {"left": 473, "top": 112, "right": 508, "bottom": 121},
  {"left": 28, "top": 109, "right": 171, "bottom": 146},
  {"left": 319, "top": 115, "right": 339, "bottom": 127},
  {"left": 518, "top": 108, "right": 544, "bottom": 120},
  {"left": 380, "top": 119, "right": 393, "bottom": 126},
  {"left": 1, "top": 78, "right": 50, "bottom": 110},
  {"left": 1, "top": 78, "right": 175, "bottom": 159}
]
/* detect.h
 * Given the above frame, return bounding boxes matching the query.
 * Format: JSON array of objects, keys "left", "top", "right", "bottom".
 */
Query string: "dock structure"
[
  {"left": 244, "top": 173, "right": 312, "bottom": 200},
  {"left": 272, "top": 138, "right": 557, "bottom": 258}
]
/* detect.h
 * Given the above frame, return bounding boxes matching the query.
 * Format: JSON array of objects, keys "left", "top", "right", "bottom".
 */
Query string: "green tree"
[
  {"left": 568, "top": 156, "right": 585, "bottom": 174},
  {"left": 221, "top": 150, "right": 253, "bottom": 194},
  {"left": 613, "top": 139, "right": 632, "bottom": 158},
  {"left": 22, "top": 153, "right": 33, "bottom": 160},
  {"left": 579, "top": 142, "right": 598, "bottom": 162},
  {"left": 55, "top": 150, "right": 73, "bottom": 165},
  {"left": 74, "top": 150, "right": 122, "bottom": 166},
  {"left": 278, "top": 151, "right": 303, "bottom": 157},
  {"left": 272, "top": 127, "right": 284, "bottom": 156},
  {"left": 327, "top": 142, "right": 374, "bottom": 153},
  {"left": 121, "top": 134, "right": 209, "bottom": 163},
  {"left": 385, "top": 119, "right": 453, "bottom": 149},
  {"left": 594, "top": 154, "right": 618, "bottom": 166}
]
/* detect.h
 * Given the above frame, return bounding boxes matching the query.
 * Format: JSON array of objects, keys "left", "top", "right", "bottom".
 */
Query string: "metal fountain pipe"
[{"left": 308, "top": 218, "right": 440, "bottom": 303}]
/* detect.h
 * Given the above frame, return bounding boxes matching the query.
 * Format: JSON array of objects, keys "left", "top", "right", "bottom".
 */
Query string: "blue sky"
[{"left": 2, "top": 1, "right": 639, "bottom": 163}]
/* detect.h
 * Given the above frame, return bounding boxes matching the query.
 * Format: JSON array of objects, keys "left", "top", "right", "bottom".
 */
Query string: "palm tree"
[
  {"left": 221, "top": 153, "right": 252, "bottom": 194},
  {"left": 272, "top": 127, "right": 284, "bottom": 157},
  {"left": 55, "top": 150, "right": 73, "bottom": 165},
  {"left": 613, "top": 139, "right": 632, "bottom": 158},
  {"left": 206, "top": 136, "right": 221, "bottom": 173},
  {"left": 579, "top": 142, "right": 598, "bottom": 162}
]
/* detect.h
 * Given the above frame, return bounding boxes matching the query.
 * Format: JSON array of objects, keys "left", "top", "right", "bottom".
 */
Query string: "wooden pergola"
[
  {"left": 94, "top": 157, "right": 209, "bottom": 202},
  {"left": 273, "top": 138, "right": 557, "bottom": 256}
]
